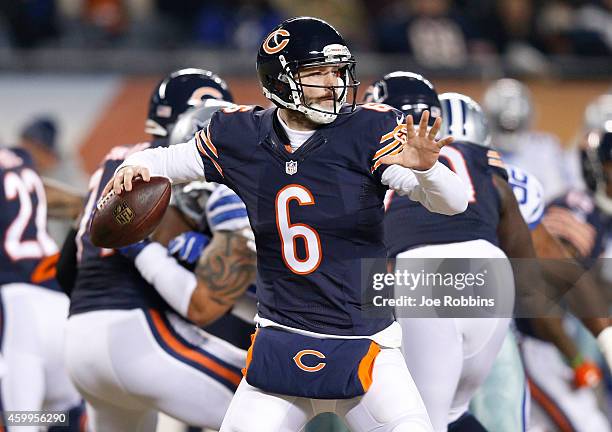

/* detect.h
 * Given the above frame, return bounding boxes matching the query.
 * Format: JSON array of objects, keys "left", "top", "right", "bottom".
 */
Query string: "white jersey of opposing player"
[
  {"left": 206, "top": 183, "right": 251, "bottom": 233},
  {"left": 505, "top": 163, "right": 545, "bottom": 230},
  {"left": 499, "top": 131, "right": 583, "bottom": 202}
]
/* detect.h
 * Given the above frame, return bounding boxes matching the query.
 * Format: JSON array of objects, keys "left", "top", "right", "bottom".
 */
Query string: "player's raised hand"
[
  {"left": 379, "top": 111, "right": 453, "bottom": 171},
  {"left": 102, "top": 165, "right": 151, "bottom": 197}
]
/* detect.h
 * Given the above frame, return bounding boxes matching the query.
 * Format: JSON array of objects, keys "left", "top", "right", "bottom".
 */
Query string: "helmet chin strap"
[{"left": 300, "top": 103, "right": 337, "bottom": 124}]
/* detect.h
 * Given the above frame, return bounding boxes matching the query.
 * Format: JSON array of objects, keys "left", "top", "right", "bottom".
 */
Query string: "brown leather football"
[{"left": 90, "top": 176, "right": 171, "bottom": 248}]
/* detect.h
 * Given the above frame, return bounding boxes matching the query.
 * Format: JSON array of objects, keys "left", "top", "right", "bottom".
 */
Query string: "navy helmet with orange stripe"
[
  {"left": 363, "top": 71, "right": 441, "bottom": 127},
  {"left": 146, "top": 68, "right": 234, "bottom": 138},
  {"left": 439, "top": 92, "right": 491, "bottom": 147},
  {"left": 256, "top": 17, "right": 359, "bottom": 125}
]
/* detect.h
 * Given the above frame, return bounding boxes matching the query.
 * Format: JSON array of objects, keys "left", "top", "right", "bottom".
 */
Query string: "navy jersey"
[
  {"left": 70, "top": 140, "right": 169, "bottom": 315},
  {"left": 0, "top": 147, "right": 60, "bottom": 290},
  {"left": 542, "top": 190, "right": 607, "bottom": 266},
  {"left": 196, "top": 104, "right": 406, "bottom": 336},
  {"left": 384, "top": 142, "right": 507, "bottom": 257}
]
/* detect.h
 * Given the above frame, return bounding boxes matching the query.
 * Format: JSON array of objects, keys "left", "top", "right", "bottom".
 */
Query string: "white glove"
[{"left": 596, "top": 326, "right": 612, "bottom": 374}]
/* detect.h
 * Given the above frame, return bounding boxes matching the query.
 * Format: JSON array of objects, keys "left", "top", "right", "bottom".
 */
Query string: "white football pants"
[
  {"left": 397, "top": 239, "right": 514, "bottom": 432},
  {"left": 219, "top": 346, "right": 433, "bottom": 432},
  {"left": 64, "top": 308, "right": 246, "bottom": 432},
  {"left": 0, "top": 283, "right": 82, "bottom": 432}
]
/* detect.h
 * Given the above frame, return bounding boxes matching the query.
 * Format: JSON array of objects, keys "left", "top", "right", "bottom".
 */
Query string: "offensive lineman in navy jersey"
[
  {"left": 107, "top": 16, "right": 468, "bottom": 432},
  {"left": 376, "top": 79, "right": 524, "bottom": 432},
  {"left": 62, "top": 70, "right": 257, "bottom": 432}
]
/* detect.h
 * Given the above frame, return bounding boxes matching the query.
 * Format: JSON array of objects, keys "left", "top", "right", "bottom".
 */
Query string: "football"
[{"left": 90, "top": 176, "right": 171, "bottom": 248}]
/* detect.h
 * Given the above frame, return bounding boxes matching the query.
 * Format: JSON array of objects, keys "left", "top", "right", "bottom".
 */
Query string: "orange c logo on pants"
[{"left": 293, "top": 349, "right": 326, "bottom": 372}]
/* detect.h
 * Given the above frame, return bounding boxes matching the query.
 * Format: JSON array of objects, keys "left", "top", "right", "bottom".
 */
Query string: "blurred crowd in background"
[{"left": 1, "top": 0, "right": 611, "bottom": 62}]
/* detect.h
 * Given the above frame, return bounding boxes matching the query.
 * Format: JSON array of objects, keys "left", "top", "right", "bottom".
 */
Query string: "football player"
[
  {"left": 482, "top": 78, "right": 582, "bottom": 201},
  {"left": 473, "top": 161, "right": 611, "bottom": 432},
  {"left": 522, "top": 123, "right": 612, "bottom": 432},
  {"left": 61, "top": 69, "right": 256, "bottom": 432},
  {"left": 105, "top": 16, "right": 469, "bottom": 432},
  {"left": 376, "top": 79, "right": 611, "bottom": 432},
  {"left": 0, "top": 145, "right": 85, "bottom": 432},
  {"left": 376, "top": 77, "right": 533, "bottom": 432}
]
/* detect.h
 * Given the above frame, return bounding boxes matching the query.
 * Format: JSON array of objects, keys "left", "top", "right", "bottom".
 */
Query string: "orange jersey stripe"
[
  {"left": 207, "top": 155, "right": 224, "bottom": 178},
  {"left": 196, "top": 137, "right": 224, "bottom": 178},
  {"left": 371, "top": 145, "right": 403, "bottom": 173},
  {"left": 487, "top": 150, "right": 502, "bottom": 159},
  {"left": 203, "top": 125, "right": 218, "bottom": 158},
  {"left": 488, "top": 158, "right": 505, "bottom": 169},
  {"left": 358, "top": 342, "right": 380, "bottom": 391},
  {"left": 528, "top": 378, "right": 575, "bottom": 432},
  {"left": 242, "top": 329, "right": 259, "bottom": 377},
  {"left": 379, "top": 124, "right": 404, "bottom": 144},
  {"left": 149, "top": 309, "right": 241, "bottom": 387},
  {"left": 195, "top": 129, "right": 218, "bottom": 160},
  {"left": 374, "top": 139, "right": 403, "bottom": 160},
  {"left": 31, "top": 253, "right": 59, "bottom": 284},
  {"left": 195, "top": 135, "right": 207, "bottom": 157}
]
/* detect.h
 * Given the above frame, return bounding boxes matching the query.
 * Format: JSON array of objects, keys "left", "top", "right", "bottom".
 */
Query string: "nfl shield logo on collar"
[{"left": 286, "top": 160, "right": 298, "bottom": 175}]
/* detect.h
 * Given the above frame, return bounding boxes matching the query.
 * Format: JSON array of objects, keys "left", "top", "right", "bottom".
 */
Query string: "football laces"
[{"left": 96, "top": 189, "right": 117, "bottom": 211}]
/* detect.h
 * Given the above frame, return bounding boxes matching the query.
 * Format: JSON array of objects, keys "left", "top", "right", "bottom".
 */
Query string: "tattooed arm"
[
  {"left": 128, "top": 229, "right": 256, "bottom": 326},
  {"left": 188, "top": 231, "right": 257, "bottom": 325}
]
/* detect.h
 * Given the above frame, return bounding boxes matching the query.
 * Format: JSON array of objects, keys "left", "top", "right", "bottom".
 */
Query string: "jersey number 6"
[{"left": 275, "top": 184, "right": 322, "bottom": 275}]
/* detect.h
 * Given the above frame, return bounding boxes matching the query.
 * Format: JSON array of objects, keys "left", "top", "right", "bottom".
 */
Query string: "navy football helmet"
[
  {"left": 439, "top": 92, "right": 491, "bottom": 147},
  {"left": 363, "top": 71, "right": 441, "bottom": 126},
  {"left": 256, "top": 17, "right": 359, "bottom": 124},
  {"left": 145, "top": 68, "right": 234, "bottom": 137}
]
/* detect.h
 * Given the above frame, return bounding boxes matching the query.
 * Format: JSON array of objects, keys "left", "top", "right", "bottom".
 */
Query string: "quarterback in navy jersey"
[{"left": 109, "top": 16, "right": 468, "bottom": 432}]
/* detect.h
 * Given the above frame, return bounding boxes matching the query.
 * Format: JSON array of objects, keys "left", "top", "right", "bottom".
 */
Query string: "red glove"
[{"left": 573, "top": 360, "right": 602, "bottom": 388}]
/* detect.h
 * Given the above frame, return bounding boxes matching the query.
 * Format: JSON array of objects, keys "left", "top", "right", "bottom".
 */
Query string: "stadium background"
[{"left": 0, "top": 0, "right": 610, "bottom": 431}]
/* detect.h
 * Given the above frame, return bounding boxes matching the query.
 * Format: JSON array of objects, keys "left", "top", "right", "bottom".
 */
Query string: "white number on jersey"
[
  {"left": 439, "top": 146, "right": 476, "bottom": 202},
  {"left": 3, "top": 168, "right": 58, "bottom": 260},
  {"left": 275, "top": 184, "right": 322, "bottom": 275}
]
